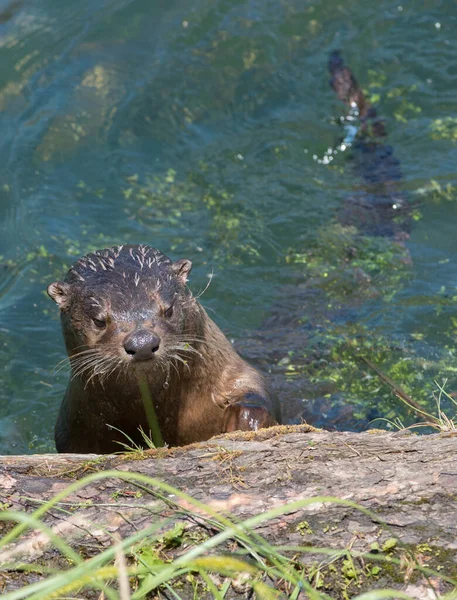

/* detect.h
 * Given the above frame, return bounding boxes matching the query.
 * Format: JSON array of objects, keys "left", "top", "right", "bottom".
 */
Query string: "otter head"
[{"left": 47, "top": 244, "right": 198, "bottom": 383}]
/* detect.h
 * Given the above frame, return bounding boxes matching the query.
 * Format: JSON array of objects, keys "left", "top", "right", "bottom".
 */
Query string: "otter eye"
[
  {"left": 93, "top": 318, "right": 106, "bottom": 329},
  {"left": 164, "top": 306, "right": 174, "bottom": 318}
]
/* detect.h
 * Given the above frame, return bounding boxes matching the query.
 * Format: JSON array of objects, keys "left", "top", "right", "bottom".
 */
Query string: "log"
[{"left": 1, "top": 425, "right": 457, "bottom": 599}]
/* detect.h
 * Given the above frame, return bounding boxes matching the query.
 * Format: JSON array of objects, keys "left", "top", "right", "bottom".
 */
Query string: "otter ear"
[
  {"left": 172, "top": 259, "right": 192, "bottom": 283},
  {"left": 47, "top": 281, "right": 72, "bottom": 308}
]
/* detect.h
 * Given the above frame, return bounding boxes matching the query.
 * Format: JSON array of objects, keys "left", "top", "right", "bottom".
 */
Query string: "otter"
[
  {"left": 328, "top": 50, "right": 410, "bottom": 240},
  {"left": 48, "top": 245, "right": 277, "bottom": 453}
]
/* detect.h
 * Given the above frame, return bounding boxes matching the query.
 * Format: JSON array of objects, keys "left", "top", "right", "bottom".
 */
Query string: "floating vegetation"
[
  {"left": 430, "top": 117, "right": 457, "bottom": 142},
  {"left": 278, "top": 220, "right": 457, "bottom": 429},
  {"left": 286, "top": 222, "right": 412, "bottom": 303},
  {"left": 363, "top": 70, "right": 421, "bottom": 123},
  {"left": 122, "top": 168, "right": 272, "bottom": 264},
  {"left": 416, "top": 179, "right": 457, "bottom": 203}
]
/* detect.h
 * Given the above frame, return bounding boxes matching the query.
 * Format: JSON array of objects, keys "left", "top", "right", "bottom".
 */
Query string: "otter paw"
[{"left": 222, "top": 403, "right": 277, "bottom": 433}]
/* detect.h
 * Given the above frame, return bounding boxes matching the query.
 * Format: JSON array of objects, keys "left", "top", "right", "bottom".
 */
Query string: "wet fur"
[{"left": 49, "top": 245, "right": 276, "bottom": 453}]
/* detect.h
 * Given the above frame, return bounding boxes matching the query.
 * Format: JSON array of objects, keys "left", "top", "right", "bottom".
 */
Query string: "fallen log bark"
[{"left": 1, "top": 425, "right": 457, "bottom": 599}]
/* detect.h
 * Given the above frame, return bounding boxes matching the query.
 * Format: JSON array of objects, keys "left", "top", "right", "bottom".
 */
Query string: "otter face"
[{"left": 48, "top": 245, "right": 199, "bottom": 382}]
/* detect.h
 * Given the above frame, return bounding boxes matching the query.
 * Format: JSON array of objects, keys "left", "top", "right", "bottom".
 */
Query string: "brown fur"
[
  {"left": 328, "top": 49, "right": 386, "bottom": 137},
  {"left": 48, "top": 245, "right": 277, "bottom": 453}
]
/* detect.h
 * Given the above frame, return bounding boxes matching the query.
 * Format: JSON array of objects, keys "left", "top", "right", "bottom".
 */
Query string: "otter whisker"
[
  {"left": 72, "top": 354, "right": 117, "bottom": 384},
  {"left": 94, "top": 366, "right": 112, "bottom": 388},
  {"left": 169, "top": 344, "right": 204, "bottom": 360},
  {"left": 55, "top": 345, "right": 93, "bottom": 367},
  {"left": 71, "top": 359, "right": 103, "bottom": 376},
  {"left": 70, "top": 351, "right": 102, "bottom": 367},
  {"left": 115, "top": 359, "right": 131, "bottom": 384},
  {"left": 86, "top": 371, "right": 101, "bottom": 388},
  {"left": 178, "top": 343, "right": 203, "bottom": 355},
  {"left": 85, "top": 356, "right": 119, "bottom": 388},
  {"left": 98, "top": 357, "right": 123, "bottom": 387},
  {"left": 160, "top": 358, "right": 169, "bottom": 378},
  {"left": 53, "top": 355, "right": 73, "bottom": 371},
  {"left": 169, "top": 353, "right": 190, "bottom": 369},
  {"left": 176, "top": 336, "right": 209, "bottom": 346},
  {"left": 179, "top": 329, "right": 207, "bottom": 337},
  {"left": 53, "top": 348, "right": 99, "bottom": 374},
  {"left": 69, "top": 353, "right": 104, "bottom": 372},
  {"left": 105, "top": 357, "right": 124, "bottom": 382},
  {"left": 168, "top": 358, "right": 180, "bottom": 378},
  {"left": 99, "top": 356, "right": 121, "bottom": 377},
  {"left": 190, "top": 271, "right": 214, "bottom": 302},
  {"left": 73, "top": 362, "right": 104, "bottom": 383},
  {"left": 179, "top": 328, "right": 208, "bottom": 336},
  {"left": 53, "top": 359, "right": 72, "bottom": 375},
  {"left": 176, "top": 335, "right": 213, "bottom": 348},
  {"left": 70, "top": 353, "right": 104, "bottom": 371},
  {"left": 71, "top": 358, "right": 102, "bottom": 380},
  {"left": 171, "top": 356, "right": 191, "bottom": 374}
]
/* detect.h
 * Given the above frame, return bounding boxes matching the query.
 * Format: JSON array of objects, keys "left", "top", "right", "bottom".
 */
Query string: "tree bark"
[{"left": 1, "top": 425, "right": 457, "bottom": 598}]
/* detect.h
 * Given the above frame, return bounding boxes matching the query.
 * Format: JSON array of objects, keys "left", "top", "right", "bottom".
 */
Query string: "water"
[{"left": 1, "top": 0, "right": 457, "bottom": 454}]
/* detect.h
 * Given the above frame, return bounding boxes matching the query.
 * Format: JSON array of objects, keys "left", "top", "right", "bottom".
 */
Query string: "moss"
[
  {"left": 110, "top": 488, "right": 143, "bottom": 501},
  {"left": 212, "top": 423, "right": 319, "bottom": 443},
  {"left": 204, "top": 447, "right": 243, "bottom": 462},
  {"left": 14, "top": 456, "right": 109, "bottom": 480},
  {"left": 302, "top": 550, "right": 406, "bottom": 599},
  {"left": 296, "top": 520, "right": 314, "bottom": 535}
]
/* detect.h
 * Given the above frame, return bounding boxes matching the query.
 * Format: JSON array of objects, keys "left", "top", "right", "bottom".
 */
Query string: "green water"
[{"left": 1, "top": 0, "right": 457, "bottom": 454}]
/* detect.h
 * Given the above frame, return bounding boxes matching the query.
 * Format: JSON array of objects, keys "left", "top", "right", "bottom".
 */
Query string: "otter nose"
[{"left": 123, "top": 330, "right": 160, "bottom": 361}]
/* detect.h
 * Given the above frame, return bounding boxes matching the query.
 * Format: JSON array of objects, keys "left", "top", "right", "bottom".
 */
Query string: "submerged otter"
[
  {"left": 48, "top": 245, "right": 277, "bottom": 453},
  {"left": 328, "top": 50, "right": 411, "bottom": 240}
]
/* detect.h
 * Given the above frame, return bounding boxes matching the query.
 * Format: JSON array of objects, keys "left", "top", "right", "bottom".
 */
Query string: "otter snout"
[{"left": 123, "top": 329, "right": 161, "bottom": 361}]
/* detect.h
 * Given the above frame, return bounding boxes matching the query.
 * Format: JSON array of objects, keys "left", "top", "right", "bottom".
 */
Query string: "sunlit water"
[{"left": 1, "top": 0, "right": 457, "bottom": 453}]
